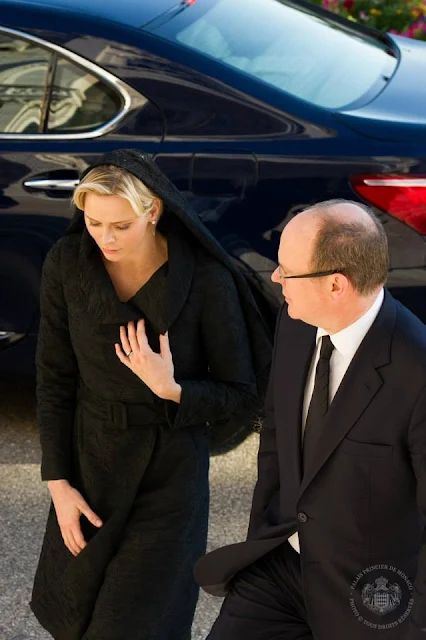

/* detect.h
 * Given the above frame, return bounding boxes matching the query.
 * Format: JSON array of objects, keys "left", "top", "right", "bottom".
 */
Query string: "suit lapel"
[
  {"left": 275, "top": 312, "right": 316, "bottom": 487},
  {"left": 299, "top": 360, "right": 383, "bottom": 495},
  {"left": 299, "top": 291, "right": 396, "bottom": 496}
]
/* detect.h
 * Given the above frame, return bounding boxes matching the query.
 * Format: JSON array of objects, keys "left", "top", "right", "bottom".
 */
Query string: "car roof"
[{"left": 4, "top": 0, "right": 180, "bottom": 28}]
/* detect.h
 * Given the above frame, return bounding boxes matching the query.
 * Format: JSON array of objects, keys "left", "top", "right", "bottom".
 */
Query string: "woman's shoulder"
[
  {"left": 193, "top": 245, "right": 236, "bottom": 289},
  {"left": 44, "top": 234, "right": 80, "bottom": 268},
  {"left": 41, "top": 236, "right": 81, "bottom": 288}
]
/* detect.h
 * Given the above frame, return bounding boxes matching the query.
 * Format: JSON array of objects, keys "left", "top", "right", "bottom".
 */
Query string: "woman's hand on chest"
[{"left": 116, "top": 319, "right": 182, "bottom": 403}]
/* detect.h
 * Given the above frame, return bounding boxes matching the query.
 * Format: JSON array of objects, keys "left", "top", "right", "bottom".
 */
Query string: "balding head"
[
  {"left": 298, "top": 199, "right": 379, "bottom": 231},
  {"left": 272, "top": 199, "right": 388, "bottom": 329},
  {"left": 287, "top": 199, "right": 389, "bottom": 295}
]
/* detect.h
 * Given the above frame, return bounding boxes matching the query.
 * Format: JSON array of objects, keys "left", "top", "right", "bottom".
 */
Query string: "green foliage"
[{"left": 309, "top": 0, "right": 426, "bottom": 40}]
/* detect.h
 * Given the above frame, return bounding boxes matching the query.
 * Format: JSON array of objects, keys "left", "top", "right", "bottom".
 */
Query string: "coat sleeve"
[
  {"left": 405, "top": 386, "right": 426, "bottom": 638},
  {"left": 36, "top": 241, "right": 78, "bottom": 481},
  {"left": 247, "top": 305, "right": 283, "bottom": 538},
  {"left": 166, "top": 262, "right": 258, "bottom": 429}
]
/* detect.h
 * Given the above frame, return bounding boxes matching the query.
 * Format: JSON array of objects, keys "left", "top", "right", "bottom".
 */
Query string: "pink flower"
[
  {"left": 402, "top": 22, "right": 426, "bottom": 39},
  {"left": 410, "top": 20, "right": 426, "bottom": 34}
]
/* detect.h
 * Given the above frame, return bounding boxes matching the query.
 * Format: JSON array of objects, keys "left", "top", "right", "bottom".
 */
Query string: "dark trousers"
[{"left": 207, "top": 542, "right": 314, "bottom": 640}]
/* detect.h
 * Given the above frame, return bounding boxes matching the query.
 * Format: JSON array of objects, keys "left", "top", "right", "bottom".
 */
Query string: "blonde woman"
[{"left": 30, "top": 149, "right": 271, "bottom": 640}]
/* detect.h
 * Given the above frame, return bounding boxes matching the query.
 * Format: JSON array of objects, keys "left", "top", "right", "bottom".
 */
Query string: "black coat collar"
[
  {"left": 67, "top": 149, "right": 272, "bottom": 401},
  {"left": 78, "top": 220, "right": 195, "bottom": 334}
]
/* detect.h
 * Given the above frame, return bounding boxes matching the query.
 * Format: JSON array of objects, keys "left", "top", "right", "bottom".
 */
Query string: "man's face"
[{"left": 271, "top": 219, "right": 330, "bottom": 327}]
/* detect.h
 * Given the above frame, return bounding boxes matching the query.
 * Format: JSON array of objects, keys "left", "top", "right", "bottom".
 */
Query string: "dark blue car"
[{"left": 1, "top": 0, "right": 426, "bottom": 375}]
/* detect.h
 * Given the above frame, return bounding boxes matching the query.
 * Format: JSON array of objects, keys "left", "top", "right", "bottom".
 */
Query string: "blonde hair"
[{"left": 72, "top": 165, "right": 163, "bottom": 218}]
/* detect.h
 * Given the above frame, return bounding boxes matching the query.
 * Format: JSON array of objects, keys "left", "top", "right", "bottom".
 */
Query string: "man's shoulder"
[
  {"left": 381, "top": 297, "right": 426, "bottom": 391},
  {"left": 393, "top": 298, "right": 426, "bottom": 358}
]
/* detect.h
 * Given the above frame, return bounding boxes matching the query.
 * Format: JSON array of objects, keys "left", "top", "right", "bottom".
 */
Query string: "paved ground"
[{"left": 0, "top": 375, "right": 258, "bottom": 640}]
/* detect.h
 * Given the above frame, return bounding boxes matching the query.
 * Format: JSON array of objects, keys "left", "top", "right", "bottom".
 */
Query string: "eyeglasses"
[{"left": 278, "top": 268, "right": 345, "bottom": 281}]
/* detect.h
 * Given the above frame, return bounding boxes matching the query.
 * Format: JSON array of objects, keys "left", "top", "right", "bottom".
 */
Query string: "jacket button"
[{"left": 297, "top": 512, "right": 308, "bottom": 523}]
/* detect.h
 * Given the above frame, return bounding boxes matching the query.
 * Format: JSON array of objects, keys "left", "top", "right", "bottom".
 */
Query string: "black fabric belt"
[{"left": 77, "top": 382, "right": 166, "bottom": 430}]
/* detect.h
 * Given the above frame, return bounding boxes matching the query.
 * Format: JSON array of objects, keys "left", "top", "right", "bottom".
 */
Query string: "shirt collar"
[{"left": 316, "top": 288, "right": 384, "bottom": 358}]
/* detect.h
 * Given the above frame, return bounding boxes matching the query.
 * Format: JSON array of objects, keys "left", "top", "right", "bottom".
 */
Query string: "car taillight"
[{"left": 351, "top": 175, "right": 426, "bottom": 235}]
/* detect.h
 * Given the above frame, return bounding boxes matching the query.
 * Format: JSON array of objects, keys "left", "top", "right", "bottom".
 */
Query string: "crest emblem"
[{"left": 362, "top": 576, "right": 402, "bottom": 615}]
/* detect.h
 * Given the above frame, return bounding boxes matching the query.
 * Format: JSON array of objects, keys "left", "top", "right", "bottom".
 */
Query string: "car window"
[
  {"left": 0, "top": 30, "right": 124, "bottom": 135},
  {"left": 47, "top": 57, "right": 123, "bottom": 133},
  {"left": 150, "top": 0, "right": 398, "bottom": 110},
  {"left": 0, "top": 33, "right": 51, "bottom": 133}
]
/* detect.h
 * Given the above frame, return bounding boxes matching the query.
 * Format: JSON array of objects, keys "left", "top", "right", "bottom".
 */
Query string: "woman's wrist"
[
  {"left": 162, "top": 382, "right": 182, "bottom": 403},
  {"left": 47, "top": 479, "right": 70, "bottom": 492}
]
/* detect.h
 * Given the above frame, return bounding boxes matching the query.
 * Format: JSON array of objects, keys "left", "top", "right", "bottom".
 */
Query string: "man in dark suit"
[{"left": 195, "top": 200, "right": 426, "bottom": 640}]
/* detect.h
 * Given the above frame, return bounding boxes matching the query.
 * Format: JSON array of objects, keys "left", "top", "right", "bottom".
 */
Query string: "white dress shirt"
[{"left": 288, "top": 288, "right": 384, "bottom": 553}]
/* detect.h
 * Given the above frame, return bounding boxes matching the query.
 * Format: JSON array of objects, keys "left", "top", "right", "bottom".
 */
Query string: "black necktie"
[{"left": 303, "top": 335, "right": 334, "bottom": 474}]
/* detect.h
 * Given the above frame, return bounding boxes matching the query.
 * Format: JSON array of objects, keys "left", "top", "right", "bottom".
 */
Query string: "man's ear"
[{"left": 330, "top": 273, "right": 349, "bottom": 297}]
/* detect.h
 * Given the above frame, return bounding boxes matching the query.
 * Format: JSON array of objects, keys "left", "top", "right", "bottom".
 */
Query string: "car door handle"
[{"left": 23, "top": 178, "right": 80, "bottom": 190}]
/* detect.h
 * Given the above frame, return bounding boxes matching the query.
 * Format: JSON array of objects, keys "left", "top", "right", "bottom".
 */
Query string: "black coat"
[
  {"left": 30, "top": 151, "right": 271, "bottom": 640},
  {"left": 196, "top": 293, "right": 426, "bottom": 640}
]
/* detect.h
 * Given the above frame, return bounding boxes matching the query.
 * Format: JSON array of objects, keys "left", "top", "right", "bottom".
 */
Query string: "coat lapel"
[
  {"left": 275, "top": 313, "right": 316, "bottom": 487},
  {"left": 78, "top": 228, "right": 138, "bottom": 325},
  {"left": 164, "top": 223, "right": 195, "bottom": 330},
  {"left": 299, "top": 292, "right": 396, "bottom": 496},
  {"left": 77, "top": 222, "right": 195, "bottom": 332}
]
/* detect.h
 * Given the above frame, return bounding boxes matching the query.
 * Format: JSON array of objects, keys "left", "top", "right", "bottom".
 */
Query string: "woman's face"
[{"left": 84, "top": 193, "right": 153, "bottom": 263}]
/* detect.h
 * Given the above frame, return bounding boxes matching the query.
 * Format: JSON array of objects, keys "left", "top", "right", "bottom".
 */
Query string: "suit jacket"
[{"left": 195, "top": 291, "right": 426, "bottom": 640}]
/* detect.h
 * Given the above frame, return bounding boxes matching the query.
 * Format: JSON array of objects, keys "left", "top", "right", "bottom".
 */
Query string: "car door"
[{"left": 0, "top": 25, "right": 164, "bottom": 373}]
